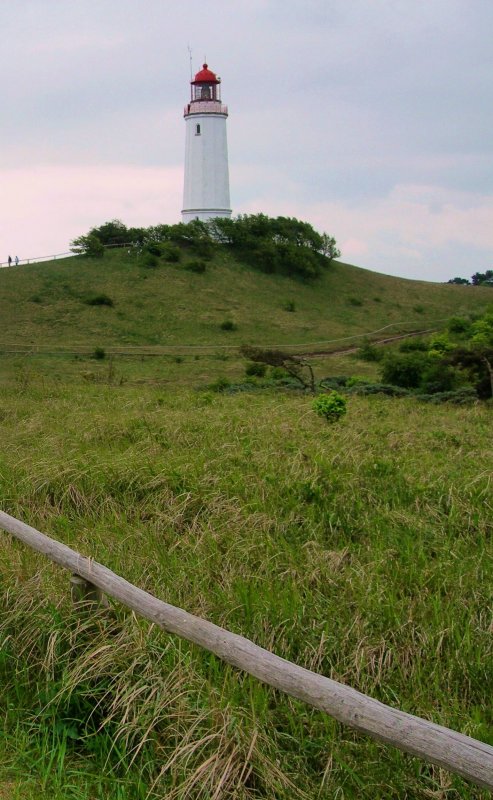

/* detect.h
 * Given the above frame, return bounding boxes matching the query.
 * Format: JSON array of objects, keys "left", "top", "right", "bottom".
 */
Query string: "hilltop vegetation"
[
  {"left": 71, "top": 214, "right": 340, "bottom": 280},
  {"left": 0, "top": 224, "right": 490, "bottom": 359}
]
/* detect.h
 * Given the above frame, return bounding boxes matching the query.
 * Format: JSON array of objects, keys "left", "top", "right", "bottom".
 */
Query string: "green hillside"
[{"left": 0, "top": 249, "right": 490, "bottom": 352}]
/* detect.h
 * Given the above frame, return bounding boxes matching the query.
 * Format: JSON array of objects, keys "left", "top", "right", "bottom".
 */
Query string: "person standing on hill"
[
  {"left": 14, "top": 256, "right": 19, "bottom": 266},
  {"left": 7, "top": 255, "right": 12, "bottom": 267}
]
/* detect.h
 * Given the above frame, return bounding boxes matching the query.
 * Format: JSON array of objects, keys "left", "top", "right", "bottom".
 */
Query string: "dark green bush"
[
  {"left": 346, "top": 382, "right": 410, "bottom": 397},
  {"left": 92, "top": 347, "right": 106, "bottom": 360},
  {"left": 284, "top": 301, "right": 296, "bottom": 312},
  {"left": 245, "top": 362, "right": 267, "bottom": 377},
  {"left": 399, "top": 337, "right": 428, "bottom": 352},
  {"left": 356, "top": 341, "right": 382, "bottom": 362},
  {"left": 141, "top": 254, "right": 159, "bottom": 269},
  {"left": 146, "top": 243, "right": 162, "bottom": 257},
  {"left": 186, "top": 260, "right": 207, "bottom": 274},
  {"left": 348, "top": 297, "right": 363, "bottom": 306},
  {"left": 380, "top": 351, "right": 428, "bottom": 389},
  {"left": 85, "top": 294, "right": 114, "bottom": 307},
  {"left": 220, "top": 319, "right": 237, "bottom": 331},
  {"left": 161, "top": 243, "right": 181, "bottom": 263},
  {"left": 448, "top": 316, "right": 472, "bottom": 334},
  {"left": 208, "top": 377, "right": 231, "bottom": 393},
  {"left": 416, "top": 387, "right": 477, "bottom": 404}
]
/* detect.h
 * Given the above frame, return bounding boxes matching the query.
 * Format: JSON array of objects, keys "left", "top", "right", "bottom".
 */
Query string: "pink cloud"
[{"left": 0, "top": 165, "right": 183, "bottom": 259}]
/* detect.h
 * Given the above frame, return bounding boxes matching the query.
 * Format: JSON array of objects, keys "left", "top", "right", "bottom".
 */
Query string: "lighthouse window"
[{"left": 195, "top": 124, "right": 201, "bottom": 136}]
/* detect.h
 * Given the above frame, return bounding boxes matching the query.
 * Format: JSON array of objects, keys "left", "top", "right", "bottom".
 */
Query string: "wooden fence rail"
[{"left": 1, "top": 508, "right": 492, "bottom": 791}]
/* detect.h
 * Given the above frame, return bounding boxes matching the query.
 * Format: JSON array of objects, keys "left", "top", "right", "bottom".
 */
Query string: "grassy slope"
[
  {"left": 0, "top": 385, "right": 491, "bottom": 798},
  {"left": 0, "top": 249, "right": 491, "bottom": 349},
  {"left": 0, "top": 252, "right": 492, "bottom": 797}
]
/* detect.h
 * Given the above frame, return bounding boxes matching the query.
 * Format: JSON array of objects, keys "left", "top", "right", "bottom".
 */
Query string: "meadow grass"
[
  {"left": 0, "top": 372, "right": 491, "bottom": 798},
  {"left": 0, "top": 250, "right": 491, "bottom": 351}
]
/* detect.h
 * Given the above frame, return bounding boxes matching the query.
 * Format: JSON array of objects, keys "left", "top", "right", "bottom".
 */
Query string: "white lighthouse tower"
[{"left": 182, "top": 62, "right": 231, "bottom": 223}]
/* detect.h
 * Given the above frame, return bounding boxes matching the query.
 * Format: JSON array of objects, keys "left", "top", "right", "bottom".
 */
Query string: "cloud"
[
  {"left": 0, "top": 1, "right": 492, "bottom": 280},
  {"left": 0, "top": 165, "right": 183, "bottom": 258},
  {"left": 238, "top": 183, "right": 493, "bottom": 281}
]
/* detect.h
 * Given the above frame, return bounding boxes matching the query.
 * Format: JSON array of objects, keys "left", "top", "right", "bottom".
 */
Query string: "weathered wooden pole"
[{"left": 1, "top": 509, "right": 492, "bottom": 790}]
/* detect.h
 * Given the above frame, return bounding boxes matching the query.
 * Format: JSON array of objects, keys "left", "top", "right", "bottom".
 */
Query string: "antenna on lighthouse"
[{"left": 187, "top": 45, "right": 193, "bottom": 80}]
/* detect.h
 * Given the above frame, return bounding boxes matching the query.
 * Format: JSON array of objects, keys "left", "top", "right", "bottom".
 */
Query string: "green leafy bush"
[
  {"left": 186, "top": 259, "right": 207, "bottom": 273},
  {"left": 92, "top": 347, "right": 106, "bottom": 360},
  {"left": 448, "top": 316, "right": 471, "bottom": 334},
  {"left": 245, "top": 362, "right": 267, "bottom": 377},
  {"left": 312, "top": 392, "right": 347, "bottom": 423},
  {"left": 220, "top": 319, "right": 237, "bottom": 331},
  {"left": 85, "top": 294, "right": 114, "bottom": 307},
  {"left": 399, "top": 338, "right": 428, "bottom": 352},
  {"left": 348, "top": 297, "right": 363, "bottom": 306},
  {"left": 208, "top": 377, "right": 231, "bottom": 393},
  {"left": 284, "top": 301, "right": 296, "bottom": 312},
  {"left": 161, "top": 243, "right": 181, "bottom": 263},
  {"left": 381, "top": 352, "right": 428, "bottom": 389},
  {"left": 356, "top": 340, "right": 382, "bottom": 361},
  {"left": 141, "top": 254, "right": 159, "bottom": 269}
]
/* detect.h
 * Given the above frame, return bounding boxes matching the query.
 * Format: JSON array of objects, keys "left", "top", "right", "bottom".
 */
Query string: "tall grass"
[{"left": 0, "top": 380, "right": 492, "bottom": 797}]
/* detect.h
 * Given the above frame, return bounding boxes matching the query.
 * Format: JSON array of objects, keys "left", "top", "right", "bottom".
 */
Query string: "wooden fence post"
[{"left": 70, "top": 574, "right": 109, "bottom": 610}]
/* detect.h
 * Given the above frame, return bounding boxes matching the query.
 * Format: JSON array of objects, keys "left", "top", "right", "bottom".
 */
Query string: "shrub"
[
  {"left": 191, "top": 238, "right": 216, "bottom": 259},
  {"left": 146, "top": 243, "right": 162, "bottom": 257},
  {"left": 92, "top": 347, "right": 106, "bottom": 360},
  {"left": 284, "top": 301, "right": 296, "bottom": 312},
  {"left": 448, "top": 316, "right": 471, "bottom": 334},
  {"left": 245, "top": 362, "right": 267, "bottom": 377},
  {"left": 313, "top": 392, "right": 347, "bottom": 423},
  {"left": 161, "top": 243, "right": 181, "bottom": 263},
  {"left": 85, "top": 294, "right": 114, "bottom": 307},
  {"left": 318, "top": 376, "right": 349, "bottom": 390},
  {"left": 220, "top": 319, "right": 237, "bottom": 331},
  {"left": 348, "top": 297, "right": 363, "bottom": 306},
  {"left": 416, "top": 387, "right": 477, "bottom": 405},
  {"left": 141, "top": 254, "right": 159, "bottom": 269},
  {"left": 346, "top": 382, "right": 409, "bottom": 397},
  {"left": 208, "top": 377, "right": 231, "bottom": 393},
  {"left": 186, "top": 260, "right": 207, "bottom": 273},
  {"left": 380, "top": 351, "right": 428, "bottom": 389},
  {"left": 356, "top": 340, "right": 382, "bottom": 362},
  {"left": 413, "top": 304, "right": 424, "bottom": 313},
  {"left": 399, "top": 337, "right": 428, "bottom": 352},
  {"left": 29, "top": 295, "right": 42, "bottom": 304}
]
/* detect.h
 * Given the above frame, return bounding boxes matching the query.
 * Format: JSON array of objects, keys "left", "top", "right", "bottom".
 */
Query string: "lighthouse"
[{"left": 182, "top": 62, "right": 231, "bottom": 223}]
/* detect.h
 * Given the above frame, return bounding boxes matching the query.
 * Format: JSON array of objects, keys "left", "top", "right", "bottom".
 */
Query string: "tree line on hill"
[
  {"left": 70, "top": 215, "right": 340, "bottom": 280},
  {"left": 448, "top": 270, "right": 493, "bottom": 286}
]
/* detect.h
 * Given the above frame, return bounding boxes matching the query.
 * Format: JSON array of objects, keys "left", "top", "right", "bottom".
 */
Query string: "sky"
[{"left": 0, "top": 0, "right": 492, "bottom": 282}]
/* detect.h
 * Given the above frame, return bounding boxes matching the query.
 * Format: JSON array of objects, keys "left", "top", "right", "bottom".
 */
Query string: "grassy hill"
[
  {"left": 0, "top": 248, "right": 490, "bottom": 352},
  {"left": 0, "top": 247, "right": 492, "bottom": 798}
]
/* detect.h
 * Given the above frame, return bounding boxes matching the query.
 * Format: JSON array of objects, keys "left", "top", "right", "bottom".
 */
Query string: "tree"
[
  {"left": 471, "top": 270, "right": 493, "bottom": 286},
  {"left": 320, "top": 233, "right": 341, "bottom": 262},
  {"left": 240, "top": 345, "right": 316, "bottom": 393},
  {"left": 447, "top": 277, "right": 470, "bottom": 285},
  {"left": 70, "top": 234, "right": 105, "bottom": 257}
]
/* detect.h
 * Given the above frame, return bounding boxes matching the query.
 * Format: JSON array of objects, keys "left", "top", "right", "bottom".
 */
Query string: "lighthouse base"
[{"left": 182, "top": 208, "right": 232, "bottom": 224}]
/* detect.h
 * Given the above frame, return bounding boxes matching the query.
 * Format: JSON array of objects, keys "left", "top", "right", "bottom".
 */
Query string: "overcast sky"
[{"left": 0, "top": 0, "right": 492, "bottom": 281}]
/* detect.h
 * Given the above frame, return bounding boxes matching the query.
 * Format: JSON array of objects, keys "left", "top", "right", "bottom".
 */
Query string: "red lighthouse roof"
[{"left": 192, "top": 63, "right": 220, "bottom": 84}]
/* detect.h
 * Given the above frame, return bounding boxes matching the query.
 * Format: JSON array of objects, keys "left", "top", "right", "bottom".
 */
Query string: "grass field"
[
  {"left": 0, "top": 373, "right": 491, "bottom": 798},
  {"left": 0, "top": 249, "right": 491, "bottom": 352},
  {"left": 0, "top": 253, "right": 492, "bottom": 797}
]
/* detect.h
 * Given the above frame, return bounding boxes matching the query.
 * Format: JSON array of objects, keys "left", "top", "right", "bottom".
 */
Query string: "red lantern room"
[{"left": 190, "top": 63, "right": 221, "bottom": 103}]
